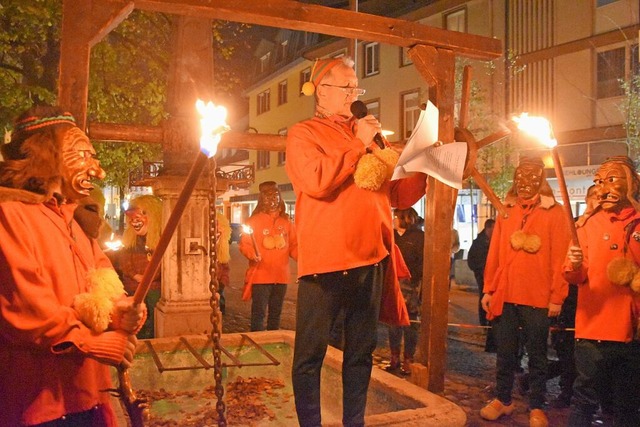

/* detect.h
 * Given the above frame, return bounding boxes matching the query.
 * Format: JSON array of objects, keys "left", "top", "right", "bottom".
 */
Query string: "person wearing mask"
[
  {"left": 240, "top": 181, "right": 297, "bottom": 331},
  {"left": 286, "top": 56, "right": 426, "bottom": 427},
  {"left": 111, "top": 194, "right": 162, "bottom": 339},
  {"left": 480, "top": 157, "right": 571, "bottom": 427},
  {"left": 467, "top": 218, "right": 496, "bottom": 352},
  {"left": 564, "top": 157, "right": 640, "bottom": 427},
  {"left": 0, "top": 105, "right": 145, "bottom": 426},
  {"left": 386, "top": 207, "right": 424, "bottom": 375}
]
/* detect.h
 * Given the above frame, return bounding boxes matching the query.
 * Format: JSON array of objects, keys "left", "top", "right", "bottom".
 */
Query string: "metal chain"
[{"left": 206, "top": 158, "right": 226, "bottom": 426}]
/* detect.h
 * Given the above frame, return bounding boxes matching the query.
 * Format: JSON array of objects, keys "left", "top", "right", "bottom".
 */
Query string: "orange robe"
[
  {"left": 563, "top": 208, "right": 640, "bottom": 342},
  {"left": 484, "top": 196, "right": 570, "bottom": 319},
  {"left": 0, "top": 198, "right": 118, "bottom": 426},
  {"left": 286, "top": 115, "right": 426, "bottom": 326},
  {"left": 239, "top": 211, "right": 297, "bottom": 300}
]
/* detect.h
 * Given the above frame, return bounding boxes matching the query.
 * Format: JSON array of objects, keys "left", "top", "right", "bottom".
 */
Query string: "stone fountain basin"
[{"left": 111, "top": 330, "right": 466, "bottom": 426}]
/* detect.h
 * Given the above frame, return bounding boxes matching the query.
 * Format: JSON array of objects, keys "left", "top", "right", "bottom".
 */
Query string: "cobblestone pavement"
[{"left": 222, "top": 247, "right": 596, "bottom": 426}]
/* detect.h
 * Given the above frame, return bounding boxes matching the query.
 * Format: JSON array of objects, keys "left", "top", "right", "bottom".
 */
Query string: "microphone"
[{"left": 350, "top": 100, "right": 385, "bottom": 149}]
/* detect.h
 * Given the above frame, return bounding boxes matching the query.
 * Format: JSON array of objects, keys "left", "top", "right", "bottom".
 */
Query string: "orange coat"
[
  {"left": 286, "top": 115, "right": 426, "bottom": 326},
  {"left": 239, "top": 211, "right": 297, "bottom": 300},
  {"left": 0, "top": 199, "right": 118, "bottom": 426},
  {"left": 484, "top": 196, "right": 570, "bottom": 319},
  {"left": 563, "top": 208, "right": 640, "bottom": 342}
]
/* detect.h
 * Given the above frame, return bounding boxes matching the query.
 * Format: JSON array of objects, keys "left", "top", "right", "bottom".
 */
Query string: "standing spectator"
[
  {"left": 286, "top": 56, "right": 426, "bottom": 426},
  {"left": 480, "top": 157, "right": 571, "bottom": 427},
  {"left": 239, "top": 181, "right": 297, "bottom": 331},
  {"left": 564, "top": 156, "right": 640, "bottom": 426},
  {"left": 111, "top": 194, "right": 162, "bottom": 339},
  {"left": 0, "top": 105, "right": 144, "bottom": 426},
  {"left": 467, "top": 218, "right": 496, "bottom": 352},
  {"left": 386, "top": 207, "right": 424, "bottom": 375},
  {"left": 216, "top": 211, "right": 232, "bottom": 315}
]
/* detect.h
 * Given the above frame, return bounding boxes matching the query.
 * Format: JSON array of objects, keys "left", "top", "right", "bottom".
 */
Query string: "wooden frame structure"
[{"left": 58, "top": 0, "right": 502, "bottom": 392}]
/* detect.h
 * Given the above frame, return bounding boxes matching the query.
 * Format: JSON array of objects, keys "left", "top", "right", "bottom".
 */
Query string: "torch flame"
[
  {"left": 196, "top": 99, "right": 230, "bottom": 158},
  {"left": 512, "top": 113, "right": 557, "bottom": 148},
  {"left": 241, "top": 224, "right": 253, "bottom": 235},
  {"left": 104, "top": 233, "right": 124, "bottom": 251}
]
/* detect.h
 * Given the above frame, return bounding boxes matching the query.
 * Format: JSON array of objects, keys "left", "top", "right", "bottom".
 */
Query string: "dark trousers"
[
  {"left": 292, "top": 261, "right": 384, "bottom": 427},
  {"left": 387, "top": 312, "right": 419, "bottom": 358},
  {"left": 33, "top": 405, "right": 110, "bottom": 427},
  {"left": 493, "top": 303, "right": 550, "bottom": 409},
  {"left": 474, "top": 272, "right": 496, "bottom": 351},
  {"left": 250, "top": 283, "right": 287, "bottom": 331},
  {"left": 568, "top": 339, "right": 640, "bottom": 427}
]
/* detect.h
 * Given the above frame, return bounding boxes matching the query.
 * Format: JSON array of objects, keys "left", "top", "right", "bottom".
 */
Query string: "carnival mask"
[
  {"left": 126, "top": 207, "right": 150, "bottom": 237},
  {"left": 60, "top": 127, "right": 105, "bottom": 201},
  {"left": 514, "top": 163, "right": 542, "bottom": 200},
  {"left": 594, "top": 162, "right": 631, "bottom": 212}
]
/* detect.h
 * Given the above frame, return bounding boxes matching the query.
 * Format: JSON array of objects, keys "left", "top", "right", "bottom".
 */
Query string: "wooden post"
[{"left": 408, "top": 44, "right": 457, "bottom": 393}]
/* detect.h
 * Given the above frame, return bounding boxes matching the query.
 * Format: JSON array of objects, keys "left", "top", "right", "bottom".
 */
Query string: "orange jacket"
[
  {"left": 0, "top": 199, "right": 118, "bottom": 426},
  {"left": 239, "top": 211, "right": 297, "bottom": 300},
  {"left": 484, "top": 196, "right": 570, "bottom": 319},
  {"left": 563, "top": 208, "right": 640, "bottom": 342},
  {"left": 286, "top": 115, "right": 426, "bottom": 325}
]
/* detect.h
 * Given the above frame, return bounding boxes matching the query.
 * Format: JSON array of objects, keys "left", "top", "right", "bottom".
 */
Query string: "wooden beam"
[
  {"left": 409, "top": 45, "right": 457, "bottom": 394},
  {"left": 556, "top": 125, "right": 626, "bottom": 145},
  {"left": 87, "top": 122, "right": 287, "bottom": 151},
  {"left": 131, "top": 0, "right": 502, "bottom": 60},
  {"left": 59, "top": 0, "right": 134, "bottom": 129},
  {"left": 516, "top": 24, "right": 639, "bottom": 66}
]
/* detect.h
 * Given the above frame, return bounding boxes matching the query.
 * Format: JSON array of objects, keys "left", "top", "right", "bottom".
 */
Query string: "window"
[
  {"left": 444, "top": 8, "right": 466, "bottom": 32},
  {"left": 257, "top": 151, "right": 270, "bottom": 169},
  {"left": 364, "top": 100, "right": 380, "bottom": 120},
  {"left": 300, "top": 67, "right": 311, "bottom": 96},
  {"left": 596, "top": 44, "right": 638, "bottom": 99},
  {"left": 278, "top": 80, "right": 288, "bottom": 106},
  {"left": 364, "top": 42, "right": 380, "bottom": 77},
  {"left": 257, "top": 89, "right": 271, "bottom": 115},
  {"left": 279, "top": 40, "right": 288, "bottom": 61},
  {"left": 401, "top": 91, "right": 421, "bottom": 140},
  {"left": 259, "top": 52, "right": 271, "bottom": 73},
  {"left": 400, "top": 47, "right": 413, "bottom": 67},
  {"left": 278, "top": 128, "right": 287, "bottom": 165}
]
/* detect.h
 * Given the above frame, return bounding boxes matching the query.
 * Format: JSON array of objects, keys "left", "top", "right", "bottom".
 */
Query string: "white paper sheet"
[{"left": 391, "top": 101, "right": 467, "bottom": 189}]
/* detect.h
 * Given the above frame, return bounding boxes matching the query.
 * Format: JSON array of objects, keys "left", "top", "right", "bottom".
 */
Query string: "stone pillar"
[{"left": 153, "top": 174, "right": 215, "bottom": 337}]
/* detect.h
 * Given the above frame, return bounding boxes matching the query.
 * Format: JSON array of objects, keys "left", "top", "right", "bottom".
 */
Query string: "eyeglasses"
[{"left": 320, "top": 84, "right": 366, "bottom": 96}]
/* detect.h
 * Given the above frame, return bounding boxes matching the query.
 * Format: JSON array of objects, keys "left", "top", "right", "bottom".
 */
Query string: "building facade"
[{"left": 230, "top": 0, "right": 638, "bottom": 251}]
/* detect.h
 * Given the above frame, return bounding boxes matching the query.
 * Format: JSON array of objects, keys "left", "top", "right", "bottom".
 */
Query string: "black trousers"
[
  {"left": 493, "top": 302, "right": 550, "bottom": 409},
  {"left": 292, "top": 260, "right": 384, "bottom": 427},
  {"left": 568, "top": 339, "right": 640, "bottom": 427}
]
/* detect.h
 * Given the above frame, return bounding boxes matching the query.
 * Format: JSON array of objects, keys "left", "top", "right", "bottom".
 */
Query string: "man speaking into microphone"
[{"left": 286, "top": 56, "right": 427, "bottom": 427}]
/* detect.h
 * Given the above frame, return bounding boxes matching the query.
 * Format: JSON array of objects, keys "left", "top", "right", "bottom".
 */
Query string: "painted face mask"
[
  {"left": 594, "top": 162, "right": 631, "bottom": 212},
  {"left": 60, "top": 127, "right": 106, "bottom": 201},
  {"left": 514, "top": 163, "right": 542, "bottom": 200},
  {"left": 125, "top": 207, "right": 150, "bottom": 237}
]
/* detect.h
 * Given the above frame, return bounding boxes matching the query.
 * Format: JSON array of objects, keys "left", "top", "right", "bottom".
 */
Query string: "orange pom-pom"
[
  {"left": 301, "top": 81, "right": 315, "bottom": 96},
  {"left": 607, "top": 257, "right": 638, "bottom": 287},
  {"left": 354, "top": 153, "right": 387, "bottom": 191},
  {"left": 523, "top": 234, "right": 541, "bottom": 253},
  {"left": 510, "top": 230, "right": 526, "bottom": 250},
  {"left": 373, "top": 148, "right": 399, "bottom": 180},
  {"left": 631, "top": 271, "right": 640, "bottom": 293}
]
